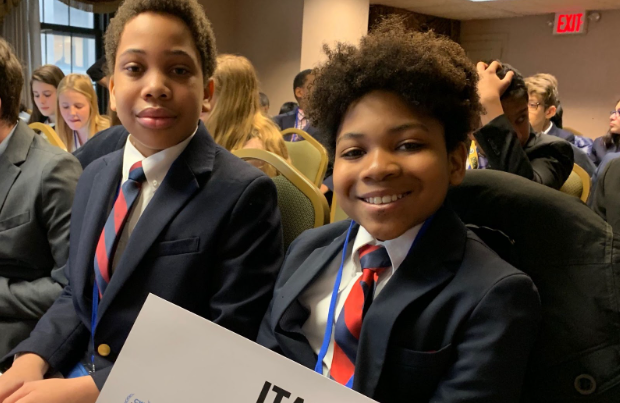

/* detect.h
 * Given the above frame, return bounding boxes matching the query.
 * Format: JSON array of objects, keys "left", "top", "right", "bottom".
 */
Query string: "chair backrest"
[
  {"left": 560, "top": 163, "right": 591, "bottom": 203},
  {"left": 28, "top": 122, "right": 67, "bottom": 152},
  {"left": 448, "top": 169, "right": 620, "bottom": 402},
  {"left": 281, "top": 128, "right": 328, "bottom": 187},
  {"left": 233, "top": 148, "right": 329, "bottom": 250},
  {"left": 330, "top": 193, "right": 349, "bottom": 223}
]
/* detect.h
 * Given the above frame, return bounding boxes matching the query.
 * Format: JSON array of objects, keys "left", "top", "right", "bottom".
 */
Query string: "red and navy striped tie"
[
  {"left": 330, "top": 244, "right": 391, "bottom": 387},
  {"left": 93, "top": 161, "right": 146, "bottom": 297}
]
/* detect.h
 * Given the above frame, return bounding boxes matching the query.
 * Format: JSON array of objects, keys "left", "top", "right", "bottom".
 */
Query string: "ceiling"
[{"left": 371, "top": 0, "right": 620, "bottom": 20}]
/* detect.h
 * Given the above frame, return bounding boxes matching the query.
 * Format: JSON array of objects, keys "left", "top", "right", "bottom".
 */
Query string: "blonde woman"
[
  {"left": 205, "top": 54, "right": 289, "bottom": 175},
  {"left": 56, "top": 74, "right": 110, "bottom": 151}
]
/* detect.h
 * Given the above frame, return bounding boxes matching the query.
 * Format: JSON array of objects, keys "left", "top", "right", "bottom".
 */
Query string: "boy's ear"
[
  {"left": 109, "top": 75, "right": 117, "bottom": 112},
  {"left": 294, "top": 86, "right": 303, "bottom": 101},
  {"left": 545, "top": 105, "right": 557, "bottom": 120},
  {"left": 448, "top": 142, "right": 468, "bottom": 187},
  {"left": 204, "top": 78, "right": 214, "bottom": 102}
]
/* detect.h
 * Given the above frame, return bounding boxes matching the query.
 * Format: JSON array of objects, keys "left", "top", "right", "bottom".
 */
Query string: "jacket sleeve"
[
  {"left": 432, "top": 274, "right": 542, "bottom": 403},
  {"left": 209, "top": 175, "right": 283, "bottom": 341},
  {"left": 0, "top": 153, "right": 81, "bottom": 319},
  {"left": 590, "top": 158, "right": 620, "bottom": 233},
  {"left": 474, "top": 115, "right": 573, "bottom": 189}
]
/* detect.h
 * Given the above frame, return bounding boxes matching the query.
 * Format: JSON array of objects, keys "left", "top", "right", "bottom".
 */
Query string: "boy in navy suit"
[
  {"left": 0, "top": 0, "right": 283, "bottom": 401},
  {"left": 258, "top": 19, "right": 541, "bottom": 403}
]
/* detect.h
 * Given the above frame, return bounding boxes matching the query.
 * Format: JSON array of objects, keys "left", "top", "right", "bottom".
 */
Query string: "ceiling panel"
[{"left": 371, "top": 0, "right": 620, "bottom": 20}]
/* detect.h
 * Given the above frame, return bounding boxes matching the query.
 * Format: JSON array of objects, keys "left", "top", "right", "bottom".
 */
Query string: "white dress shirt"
[
  {"left": 111, "top": 130, "right": 196, "bottom": 272},
  {"left": 542, "top": 121, "right": 554, "bottom": 134},
  {"left": 300, "top": 222, "right": 423, "bottom": 376}
]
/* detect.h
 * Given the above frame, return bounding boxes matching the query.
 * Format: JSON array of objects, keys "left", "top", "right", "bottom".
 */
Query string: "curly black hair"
[
  {"left": 104, "top": 0, "right": 217, "bottom": 80},
  {"left": 307, "top": 17, "right": 482, "bottom": 152},
  {"left": 491, "top": 61, "right": 528, "bottom": 104}
]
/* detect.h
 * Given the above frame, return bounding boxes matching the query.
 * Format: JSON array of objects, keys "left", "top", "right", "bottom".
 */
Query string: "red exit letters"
[{"left": 554, "top": 12, "right": 588, "bottom": 35}]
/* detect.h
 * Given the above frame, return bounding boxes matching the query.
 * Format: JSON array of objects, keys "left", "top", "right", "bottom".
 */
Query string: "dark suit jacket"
[
  {"left": 7, "top": 123, "right": 284, "bottom": 389},
  {"left": 257, "top": 205, "right": 541, "bottom": 403},
  {"left": 590, "top": 136, "right": 620, "bottom": 167},
  {"left": 571, "top": 144, "right": 596, "bottom": 176},
  {"left": 448, "top": 170, "right": 620, "bottom": 402},
  {"left": 590, "top": 157, "right": 620, "bottom": 233},
  {"left": 548, "top": 124, "right": 575, "bottom": 143},
  {"left": 474, "top": 114, "right": 574, "bottom": 189},
  {"left": 0, "top": 122, "right": 81, "bottom": 359},
  {"left": 588, "top": 151, "right": 620, "bottom": 205},
  {"left": 73, "top": 126, "right": 129, "bottom": 169}
]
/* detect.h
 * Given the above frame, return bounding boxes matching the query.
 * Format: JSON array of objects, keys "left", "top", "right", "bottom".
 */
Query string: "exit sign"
[{"left": 553, "top": 12, "right": 588, "bottom": 35}]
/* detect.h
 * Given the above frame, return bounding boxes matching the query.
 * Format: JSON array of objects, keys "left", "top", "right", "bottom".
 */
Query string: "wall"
[
  {"left": 300, "top": 0, "right": 369, "bottom": 69},
  {"left": 461, "top": 11, "right": 620, "bottom": 139},
  {"left": 199, "top": 0, "right": 238, "bottom": 54}
]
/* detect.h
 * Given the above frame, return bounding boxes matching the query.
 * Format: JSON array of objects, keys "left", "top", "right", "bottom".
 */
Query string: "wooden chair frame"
[
  {"left": 572, "top": 163, "right": 591, "bottom": 203},
  {"left": 233, "top": 148, "right": 330, "bottom": 228},
  {"left": 28, "top": 122, "right": 67, "bottom": 152},
  {"left": 281, "top": 128, "right": 329, "bottom": 187}
]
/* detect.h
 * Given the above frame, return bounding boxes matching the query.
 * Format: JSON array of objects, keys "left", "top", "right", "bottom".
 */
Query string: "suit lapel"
[
  {"left": 0, "top": 123, "right": 33, "bottom": 212},
  {"left": 73, "top": 151, "right": 123, "bottom": 315},
  {"left": 353, "top": 206, "right": 467, "bottom": 397},
  {"left": 96, "top": 123, "right": 216, "bottom": 324},
  {"left": 273, "top": 223, "right": 357, "bottom": 368}
]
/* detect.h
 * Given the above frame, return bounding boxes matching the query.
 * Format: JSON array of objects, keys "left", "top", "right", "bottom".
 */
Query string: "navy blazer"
[
  {"left": 257, "top": 206, "right": 541, "bottom": 403},
  {"left": 8, "top": 123, "right": 284, "bottom": 389},
  {"left": 590, "top": 136, "right": 620, "bottom": 167},
  {"left": 73, "top": 126, "right": 129, "bottom": 169},
  {"left": 547, "top": 124, "right": 575, "bottom": 143}
]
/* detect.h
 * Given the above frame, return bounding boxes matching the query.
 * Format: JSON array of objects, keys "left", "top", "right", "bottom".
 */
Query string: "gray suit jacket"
[{"left": 0, "top": 122, "right": 81, "bottom": 358}]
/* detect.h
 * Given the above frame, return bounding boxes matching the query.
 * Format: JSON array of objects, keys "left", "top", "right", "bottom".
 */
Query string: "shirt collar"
[
  {"left": 0, "top": 122, "right": 19, "bottom": 158},
  {"left": 122, "top": 126, "right": 197, "bottom": 186},
  {"left": 297, "top": 108, "right": 305, "bottom": 119},
  {"left": 543, "top": 121, "right": 554, "bottom": 134},
  {"left": 351, "top": 222, "right": 424, "bottom": 273}
]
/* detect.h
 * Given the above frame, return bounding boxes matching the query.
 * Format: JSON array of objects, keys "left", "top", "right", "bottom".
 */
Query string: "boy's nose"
[
  {"left": 143, "top": 72, "right": 171, "bottom": 100},
  {"left": 364, "top": 150, "right": 400, "bottom": 181}
]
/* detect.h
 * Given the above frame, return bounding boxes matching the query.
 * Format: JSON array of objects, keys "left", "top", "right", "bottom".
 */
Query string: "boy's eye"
[
  {"left": 172, "top": 67, "right": 189, "bottom": 75},
  {"left": 340, "top": 148, "right": 365, "bottom": 159},
  {"left": 125, "top": 64, "right": 142, "bottom": 74},
  {"left": 397, "top": 141, "right": 423, "bottom": 151}
]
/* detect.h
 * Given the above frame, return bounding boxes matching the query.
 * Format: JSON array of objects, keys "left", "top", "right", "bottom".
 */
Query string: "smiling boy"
[
  {"left": 0, "top": 0, "right": 283, "bottom": 402},
  {"left": 258, "top": 20, "right": 541, "bottom": 403}
]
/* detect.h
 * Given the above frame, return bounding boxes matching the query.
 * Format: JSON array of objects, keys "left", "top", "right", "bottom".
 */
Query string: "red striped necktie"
[
  {"left": 93, "top": 161, "right": 146, "bottom": 297},
  {"left": 330, "top": 244, "right": 392, "bottom": 387}
]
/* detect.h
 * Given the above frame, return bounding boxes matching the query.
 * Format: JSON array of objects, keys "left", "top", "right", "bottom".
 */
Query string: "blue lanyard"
[{"left": 314, "top": 216, "right": 435, "bottom": 386}]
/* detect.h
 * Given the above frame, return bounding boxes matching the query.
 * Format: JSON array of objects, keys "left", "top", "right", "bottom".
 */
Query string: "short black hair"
[
  {"left": 491, "top": 61, "right": 528, "bottom": 104},
  {"left": 293, "top": 69, "right": 312, "bottom": 91},
  {"left": 105, "top": 0, "right": 217, "bottom": 80},
  {"left": 308, "top": 17, "right": 482, "bottom": 153},
  {"left": 279, "top": 101, "right": 298, "bottom": 115},
  {"left": 259, "top": 92, "right": 269, "bottom": 108}
]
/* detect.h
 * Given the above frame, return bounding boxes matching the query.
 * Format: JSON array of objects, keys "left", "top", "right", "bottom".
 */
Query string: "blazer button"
[
  {"left": 97, "top": 344, "right": 111, "bottom": 357},
  {"left": 574, "top": 374, "right": 596, "bottom": 395}
]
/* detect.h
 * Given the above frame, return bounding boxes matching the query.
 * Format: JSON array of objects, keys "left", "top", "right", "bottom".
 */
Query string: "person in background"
[
  {"left": 86, "top": 56, "right": 108, "bottom": 89},
  {"left": 525, "top": 73, "right": 594, "bottom": 175},
  {"left": 273, "top": 69, "right": 319, "bottom": 141},
  {"left": 56, "top": 74, "right": 111, "bottom": 152},
  {"left": 258, "top": 19, "right": 541, "bottom": 402},
  {"left": 0, "top": 38, "right": 81, "bottom": 363},
  {"left": 525, "top": 74, "right": 592, "bottom": 152},
  {"left": 279, "top": 101, "right": 297, "bottom": 115},
  {"left": 590, "top": 100, "right": 620, "bottom": 166},
  {"left": 259, "top": 92, "right": 270, "bottom": 115},
  {"left": 28, "top": 64, "right": 65, "bottom": 127},
  {"left": 470, "top": 62, "right": 573, "bottom": 189},
  {"left": 204, "top": 54, "right": 290, "bottom": 176}
]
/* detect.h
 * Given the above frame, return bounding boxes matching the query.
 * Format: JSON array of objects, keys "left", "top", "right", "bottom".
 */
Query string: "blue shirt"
[{"left": 0, "top": 122, "right": 18, "bottom": 158}]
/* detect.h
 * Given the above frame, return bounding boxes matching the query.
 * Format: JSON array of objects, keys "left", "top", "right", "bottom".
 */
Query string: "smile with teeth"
[{"left": 363, "top": 192, "right": 409, "bottom": 205}]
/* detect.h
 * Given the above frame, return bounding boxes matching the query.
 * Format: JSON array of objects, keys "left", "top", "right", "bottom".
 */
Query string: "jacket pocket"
[
  {"left": 152, "top": 237, "right": 200, "bottom": 256},
  {"left": 0, "top": 211, "right": 30, "bottom": 232}
]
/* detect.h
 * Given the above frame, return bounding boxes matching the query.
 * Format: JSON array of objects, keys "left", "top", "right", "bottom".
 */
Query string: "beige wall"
[
  {"left": 300, "top": 0, "right": 369, "bottom": 69},
  {"left": 199, "top": 0, "right": 238, "bottom": 54},
  {"left": 462, "top": 11, "right": 620, "bottom": 139}
]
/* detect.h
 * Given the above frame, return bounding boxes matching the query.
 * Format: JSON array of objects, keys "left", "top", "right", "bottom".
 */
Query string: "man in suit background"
[
  {"left": 273, "top": 69, "right": 321, "bottom": 141},
  {"left": 0, "top": 38, "right": 81, "bottom": 361},
  {"left": 469, "top": 62, "right": 574, "bottom": 189}
]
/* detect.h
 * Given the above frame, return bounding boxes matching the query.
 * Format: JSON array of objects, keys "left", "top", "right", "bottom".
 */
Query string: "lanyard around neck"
[{"left": 313, "top": 216, "right": 435, "bottom": 386}]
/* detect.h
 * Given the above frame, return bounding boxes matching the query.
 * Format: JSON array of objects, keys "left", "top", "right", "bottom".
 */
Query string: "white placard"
[{"left": 97, "top": 294, "right": 375, "bottom": 403}]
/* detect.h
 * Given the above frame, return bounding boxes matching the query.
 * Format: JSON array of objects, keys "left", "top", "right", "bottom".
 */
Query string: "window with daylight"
[{"left": 39, "top": 0, "right": 110, "bottom": 109}]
